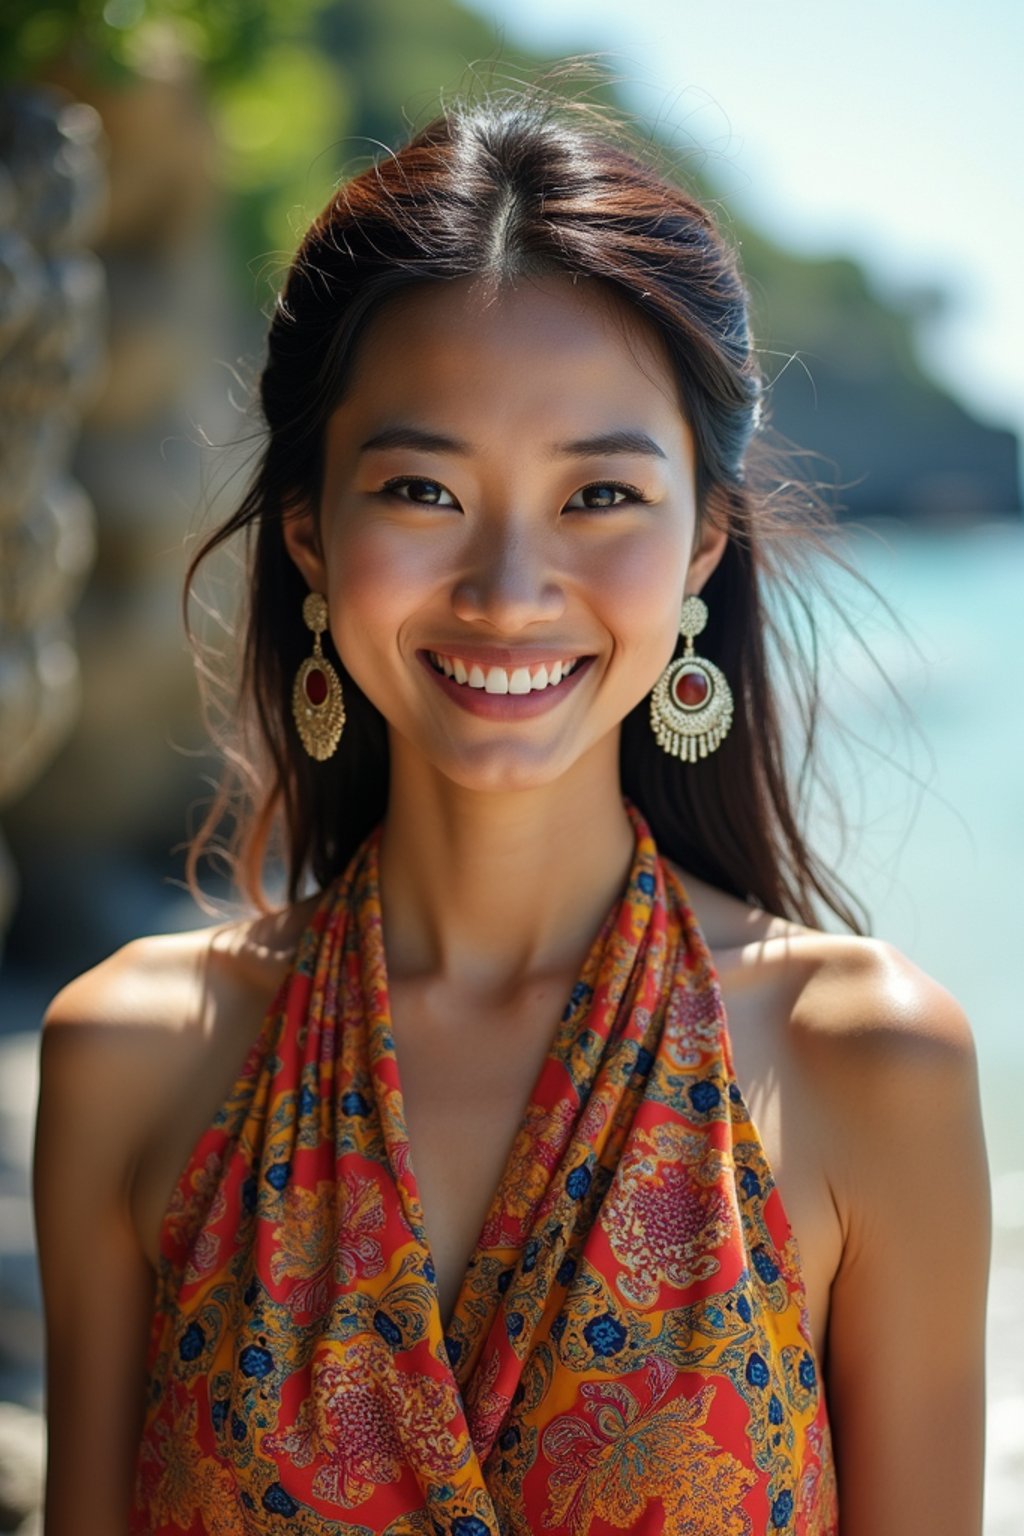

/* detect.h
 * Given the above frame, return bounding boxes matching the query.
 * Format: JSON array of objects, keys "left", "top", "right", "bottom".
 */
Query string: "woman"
[{"left": 33, "top": 93, "right": 990, "bottom": 1535}]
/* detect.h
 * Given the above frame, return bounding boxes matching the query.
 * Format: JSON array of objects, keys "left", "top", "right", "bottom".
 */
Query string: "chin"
[{"left": 423, "top": 740, "right": 588, "bottom": 796}]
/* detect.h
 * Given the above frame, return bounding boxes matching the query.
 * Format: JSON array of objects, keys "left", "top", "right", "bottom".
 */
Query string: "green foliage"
[
  {"left": 4, "top": 0, "right": 965, "bottom": 443},
  {"left": 1, "top": 0, "right": 319, "bottom": 85}
]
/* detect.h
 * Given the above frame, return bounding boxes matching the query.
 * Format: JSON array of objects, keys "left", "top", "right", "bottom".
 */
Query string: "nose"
[{"left": 450, "top": 523, "right": 566, "bottom": 631}]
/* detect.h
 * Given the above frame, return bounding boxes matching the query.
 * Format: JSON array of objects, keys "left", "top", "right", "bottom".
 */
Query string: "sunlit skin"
[{"left": 33, "top": 269, "right": 990, "bottom": 1536}]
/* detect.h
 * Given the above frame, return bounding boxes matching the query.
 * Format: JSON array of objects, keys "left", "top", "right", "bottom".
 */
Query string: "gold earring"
[
  {"left": 649, "top": 594, "right": 733, "bottom": 762},
  {"left": 292, "top": 592, "right": 345, "bottom": 761}
]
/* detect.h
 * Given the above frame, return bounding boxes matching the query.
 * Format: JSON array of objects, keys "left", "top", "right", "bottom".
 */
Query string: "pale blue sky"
[{"left": 465, "top": 0, "right": 1023, "bottom": 486}]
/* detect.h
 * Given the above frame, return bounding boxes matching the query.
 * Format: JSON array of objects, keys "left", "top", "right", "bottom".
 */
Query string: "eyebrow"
[
  {"left": 554, "top": 430, "right": 667, "bottom": 461},
  {"left": 358, "top": 425, "right": 667, "bottom": 460},
  {"left": 359, "top": 425, "right": 469, "bottom": 455}
]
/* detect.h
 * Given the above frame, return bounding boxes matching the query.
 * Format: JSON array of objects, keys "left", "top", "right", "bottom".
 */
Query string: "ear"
[
  {"left": 685, "top": 509, "right": 730, "bottom": 597},
  {"left": 280, "top": 499, "right": 329, "bottom": 594}
]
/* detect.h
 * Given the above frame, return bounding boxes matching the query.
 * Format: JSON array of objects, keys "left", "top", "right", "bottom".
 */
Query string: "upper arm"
[
  {"left": 815, "top": 943, "right": 990, "bottom": 1535},
  {"left": 33, "top": 953, "right": 162, "bottom": 1535}
]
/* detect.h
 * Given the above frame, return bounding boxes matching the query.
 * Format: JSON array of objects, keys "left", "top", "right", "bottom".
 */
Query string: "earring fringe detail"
[{"left": 649, "top": 594, "right": 733, "bottom": 761}]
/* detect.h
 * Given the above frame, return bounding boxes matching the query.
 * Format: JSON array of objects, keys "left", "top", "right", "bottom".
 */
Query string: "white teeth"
[{"left": 430, "top": 653, "right": 583, "bottom": 691}]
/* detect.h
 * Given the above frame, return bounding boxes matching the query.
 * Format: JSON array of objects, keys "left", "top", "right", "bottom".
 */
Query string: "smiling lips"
[
  {"left": 419, "top": 647, "right": 593, "bottom": 718},
  {"left": 426, "top": 651, "right": 583, "bottom": 694}
]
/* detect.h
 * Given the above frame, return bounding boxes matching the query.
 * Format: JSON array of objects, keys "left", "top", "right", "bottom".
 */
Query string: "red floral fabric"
[{"left": 130, "top": 806, "right": 838, "bottom": 1533}]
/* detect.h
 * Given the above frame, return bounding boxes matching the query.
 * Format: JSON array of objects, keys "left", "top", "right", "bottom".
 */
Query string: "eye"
[
  {"left": 380, "top": 476, "right": 459, "bottom": 508},
  {"left": 563, "top": 481, "right": 650, "bottom": 511}
]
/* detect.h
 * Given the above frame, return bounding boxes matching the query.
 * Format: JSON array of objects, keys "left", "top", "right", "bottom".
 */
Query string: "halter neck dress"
[{"left": 130, "top": 808, "right": 838, "bottom": 1534}]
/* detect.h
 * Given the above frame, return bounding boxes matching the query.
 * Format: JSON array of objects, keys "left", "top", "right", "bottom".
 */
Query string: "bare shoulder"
[
  {"left": 677, "top": 862, "right": 978, "bottom": 1074},
  {"left": 39, "top": 893, "right": 322, "bottom": 1183},
  {"left": 754, "top": 925, "right": 988, "bottom": 1255},
  {"left": 781, "top": 929, "right": 982, "bottom": 1129},
  {"left": 678, "top": 863, "right": 985, "bottom": 1231},
  {"left": 43, "top": 890, "right": 321, "bottom": 1041}
]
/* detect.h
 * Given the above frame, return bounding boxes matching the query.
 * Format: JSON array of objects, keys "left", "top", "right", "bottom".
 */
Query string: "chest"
[{"left": 386, "top": 979, "right": 568, "bottom": 1333}]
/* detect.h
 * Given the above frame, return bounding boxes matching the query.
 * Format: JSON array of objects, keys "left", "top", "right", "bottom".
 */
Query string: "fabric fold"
[{"left": 132, "top": 805, "right": 837, "bottom": 1535}]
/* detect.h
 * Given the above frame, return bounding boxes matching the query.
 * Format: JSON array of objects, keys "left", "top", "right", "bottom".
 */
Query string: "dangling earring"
[
  {"left": 649, "top": 594, "right": 733, "bottom": 762},
  {"left": 292, "top": 592, "right": 345, "bottom": 761}
]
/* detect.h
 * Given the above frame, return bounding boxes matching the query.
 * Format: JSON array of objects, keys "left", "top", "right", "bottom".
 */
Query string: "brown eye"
[
  {"left": 383, "top": 477, "right": 457, "bottom": 506},
  {"left": 406, "top": 479, "right": 443, "bottom": 503},
  {"left": 564, "top": 482, "right": 645, "bottom": 511}
]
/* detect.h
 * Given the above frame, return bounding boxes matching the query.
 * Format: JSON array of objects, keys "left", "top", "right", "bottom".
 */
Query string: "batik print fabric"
[{"left": 131, "top": 806, "right": 839, "bottom": 1535}]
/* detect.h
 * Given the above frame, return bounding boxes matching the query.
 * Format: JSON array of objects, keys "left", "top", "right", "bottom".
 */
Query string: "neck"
[{"left": 377, "top": 739, "right": 636, "bottom": 995}]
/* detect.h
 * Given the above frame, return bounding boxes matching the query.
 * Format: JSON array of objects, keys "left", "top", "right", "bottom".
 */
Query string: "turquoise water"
[{"left": 795, "top": 521, "right": 1024, "bottom": 1186}]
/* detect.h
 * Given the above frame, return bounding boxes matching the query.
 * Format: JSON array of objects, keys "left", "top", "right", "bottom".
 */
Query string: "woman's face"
[{"left": 283, "top": 272, "right": 727, "bottom": 794}]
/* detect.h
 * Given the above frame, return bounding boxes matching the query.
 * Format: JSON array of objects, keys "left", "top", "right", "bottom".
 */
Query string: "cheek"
[
  {"left": 585, "top": 532, "right": 687, "bottom": 662},
  {"left": 324, "top": 521, "right": 446, "bottom": 655}
]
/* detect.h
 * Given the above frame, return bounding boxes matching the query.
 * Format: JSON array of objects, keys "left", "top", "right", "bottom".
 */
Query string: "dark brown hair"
[{"left": 185, "top": 88, "right": 869, "bottom": 932}]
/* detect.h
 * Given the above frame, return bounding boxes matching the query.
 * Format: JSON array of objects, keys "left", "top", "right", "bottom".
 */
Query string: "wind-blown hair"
[{"left": 185, "top": 89, "right": 868, "bottom": 933}]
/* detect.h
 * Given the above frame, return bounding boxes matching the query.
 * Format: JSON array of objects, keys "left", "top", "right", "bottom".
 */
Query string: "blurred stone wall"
[
  {"left": 2, "top": 55, "right": 236, "bottom": 973},
  {"left": 0, "top": 87, "right": 106, "bottom": 947}
]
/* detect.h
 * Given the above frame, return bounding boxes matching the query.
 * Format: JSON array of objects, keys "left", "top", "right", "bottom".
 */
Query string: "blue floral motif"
[
  {"left": 736, "top": 1293, "right": 752, "bottom": 1324},
  {"left": 231, "top": 1413, "right": 247, "bottom": 1442},
  {"left": 444, "top": 1336, "right": 462, "bottom": 1366},
  {"left": 239, "top": 1345, "right": 274, "bottom": 1379},
  {"left": 556, "top": 1256, "right": 576, "bottom": 1286},
  {"left": 497, "top": 1267, "right": 514, "bottom": 1294},
  {"left": 771, "top": 1489, "right": 794, "bottom": 1527},
  {"left": 752, "top": 1245, "right": 780, "bottom": 1285},
  {"left": 688, "top": 1080, "right": 721, "bottom": 1114},
  {"left": 740, "top": 1166, "right": 762, "bottom": 1198},
  {"left": 562, "top": 981, "right": 592, "bottom": 1021},
  {"left": 550, "top": 1315, "right": 567, "bottom": 1343},
  {"left": 798, "top": 1352, "right": 817, "bottom": 1391},
  {"left": 637, "top": 870, "right": 656, "bottom": 896},
  {"left": 583, "top": 1312, "right": 627, "bottom": 1358},
  {"left": 243, "top": 1276, "right": 259, "bottom": 1306},
  {"left": 241, "top": 1175, "right": 258, "bottom": 1214},
  {"left": 178, "top": 1321, "right": 205, "bottom": 1361},
  {"left": 265, "top": 1161, "right": 290, "bottom": 1191},
  {"left": 728, "top": 1081, "right": 743, "bottom": 1103},
  {"left": 768, "top": 1393, "right": 784, "bottom": 1425},
  {"left": 522, "top": 1239, "right": 540, "bottom": 1273},
  {"left": 634, "top": 1045, "right": 654, "bottom": 1077},
  {"left": 373, "top": 1310, "right": 402, "bottom": 1348},
  {"left": 423, "top": 1256, "right": 436, "bottom": 1284},
  {"left": 211, "top": 1398, "right": 229, "bottom": 1432},
  {"left": 566, "top": 1163, "right": 592, "bottom": 1200},
  {"left": 745, "top": 1351, "right": 770, "bottom": 1389},
  {"left": 506, "top": 1311, "right": 524, "bottom": 1339},
  {"left": 262, "top": 1483, "right": 299, "bottom": 1517},
  {"left": 340, "top": 1090, "right": 370, "bottom": 1117},
  {"left": 451, "top": 1519, "right": 491, "bottom": 1536},
  {"left": 298, "top": 1084, "right": 316, "bottom": 1115}
]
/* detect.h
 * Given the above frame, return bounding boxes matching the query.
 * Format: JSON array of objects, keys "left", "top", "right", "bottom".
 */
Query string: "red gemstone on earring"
[
  {"left": 305, "top": 668, "right": 328, "bottom": 706},
  {"left": 672, "top": 666, "right": 710, "bottom": 709}
]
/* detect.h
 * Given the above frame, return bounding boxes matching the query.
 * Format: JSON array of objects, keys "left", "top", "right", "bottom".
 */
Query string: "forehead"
[{"left": 330, "top": 273, "right": 690, "bottom": 452}]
